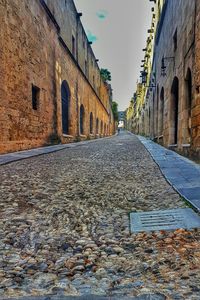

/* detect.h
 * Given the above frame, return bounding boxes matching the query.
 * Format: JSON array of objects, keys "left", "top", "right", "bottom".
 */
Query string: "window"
[
  {"left": 173, "top": 29, "right": 177, "bottom": 52},
  {"left": 32, "top": 85, "right": 40, "bottom": 110},
  {"left": 72, "top": 35, "right": 75, "bottom": 56}
]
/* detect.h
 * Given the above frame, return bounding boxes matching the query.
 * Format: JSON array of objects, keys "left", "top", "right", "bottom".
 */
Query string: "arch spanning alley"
[
  {"left": 80, "top": 104, "right": 85, "bottom": 135},
  {"left": 61, "top": 80, "right": 70, "bottom": 134},
  {"left": 171, "top": 77, "right": 179, "bottom": 144}
]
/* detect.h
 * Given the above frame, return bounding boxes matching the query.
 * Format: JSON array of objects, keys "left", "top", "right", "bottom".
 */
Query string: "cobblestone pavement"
[{"left": 0, "top": 132, "right": 200, "bottom": 299}]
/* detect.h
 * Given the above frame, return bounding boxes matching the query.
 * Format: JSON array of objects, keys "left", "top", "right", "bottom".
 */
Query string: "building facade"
[
  {"left": 0, "top": 0, "right": 115, "bottom": 154},
  {"left": 126, "top": 0, "right": 200, "bottom": 160}
]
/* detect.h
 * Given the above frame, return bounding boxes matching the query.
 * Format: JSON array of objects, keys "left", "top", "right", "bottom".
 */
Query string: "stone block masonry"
[
  {"left": 0, "top": 0, "right": 115, "bottom": 154},
  {"left": 126, "top": 0, "right": 200, "bottom": 160}
]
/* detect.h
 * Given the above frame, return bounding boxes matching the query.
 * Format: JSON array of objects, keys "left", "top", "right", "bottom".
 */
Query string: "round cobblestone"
[{"left": 0, "top": 132, "right": 199, "bottom": 299}]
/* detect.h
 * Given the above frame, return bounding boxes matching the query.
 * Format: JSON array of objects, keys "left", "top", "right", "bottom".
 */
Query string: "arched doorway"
[
  {"left": 155, "top": 85, "right": 159, "bottom": 138},
  {"left": 100, "top": 121, "right": 103, "bottom": 135},
  {"left": 171, "top": 77, "right": 179, "bottom": 144},
  {"left": 96, "top": 118, "right": 99, "bottom": 134},
  {"left": 80, "top": 104, "right": 85, "bottom": 135},
  {"left": 185, "top": 68, "right": 192, "bottom": 142},
  {"left": 61, "top": 81, "right": 70, "bottom": 134},
  {"left": 151, "top": 93, "right": 155, "bottom": 138},
  {"left": 90, "top": 112, "right": 93, "bottom": 134},
  {"left": 160, "top": 87, "right": 164, "bottom": 135}
]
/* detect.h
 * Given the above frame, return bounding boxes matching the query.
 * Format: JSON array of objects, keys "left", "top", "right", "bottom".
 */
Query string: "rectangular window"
[
  {"left": 72, "top": 35, "right": 75, "bottom": 56},
  {"left": 173, "top": 29, "right": 177, "bottom": 52},
  {"left": 32, "top": 85, "right": 40, "bottom": 110}
]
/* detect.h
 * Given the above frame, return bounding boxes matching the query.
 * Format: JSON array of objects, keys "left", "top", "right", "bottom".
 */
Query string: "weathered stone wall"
[
  {"left": 0, "top": 0, "right": 114, "bottom": 154},
  {"left": 194, "top": 0, "right": 200, "bottom": 155},
  {"left": 133, "top": 0, "right": 200, "bottom": 159}
]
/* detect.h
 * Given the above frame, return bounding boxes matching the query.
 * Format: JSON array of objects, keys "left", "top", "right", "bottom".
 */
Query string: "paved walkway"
[
  {"left": 0, "top": 132, "right": 200, "bottom": 299},
  {"left": 138, "top": 136, "right": 200, "bottom": 211}
]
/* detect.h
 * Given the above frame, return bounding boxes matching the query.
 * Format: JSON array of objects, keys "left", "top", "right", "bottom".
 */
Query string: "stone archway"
[
  {"left": 96, "top": 118, "right": 99, "bottom": 134},
  {"left": 90, "top": 112, "right": 93, "bottom": 134},
  {"left": 61, "top": 80, "right": 70, "bottom": 134},
  {"left": 160, "top": 87, "right": 164, "bottom": 136},
  {"left": 170, "top": 77, "right": 179, "bottom": 144},
  {"left": 80, "top": 104, "right": 85, "bottom": 135},
  {"left": 185, "top": 68, "right": 192, "bottom": 143}
]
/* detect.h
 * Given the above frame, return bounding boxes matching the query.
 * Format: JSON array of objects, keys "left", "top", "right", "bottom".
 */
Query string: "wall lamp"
[{"left": 161, "top": 56, "right": 175, "bottom": 76}]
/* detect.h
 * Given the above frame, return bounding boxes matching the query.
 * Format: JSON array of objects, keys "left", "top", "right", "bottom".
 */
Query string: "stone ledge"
[
  {"left": 62, "top": 134, "right": 74, "bottom": 138},
  {"left": 182, "top": 144, "right": 191, "bottom": 147}
]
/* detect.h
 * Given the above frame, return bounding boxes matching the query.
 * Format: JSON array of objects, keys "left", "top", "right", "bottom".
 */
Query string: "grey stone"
[{"left": 130, "top": 208, "right": 200, "bottom": 233}]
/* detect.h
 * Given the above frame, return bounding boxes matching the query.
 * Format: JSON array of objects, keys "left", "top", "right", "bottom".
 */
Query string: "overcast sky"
[{"left": 74, "top": 0, "right": 153, "bottom": 111}]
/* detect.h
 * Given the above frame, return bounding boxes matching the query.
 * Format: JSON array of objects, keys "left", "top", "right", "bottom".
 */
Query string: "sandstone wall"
[
  {"left": 0, "top": 0, "right": 114, "bottom": 154},
  {"left": 143, "top": 0, "right": 200, "bottom": 159}
]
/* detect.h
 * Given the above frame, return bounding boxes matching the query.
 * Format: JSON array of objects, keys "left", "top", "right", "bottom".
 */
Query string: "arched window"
[
  {"left": 171, "top": 77, "right": 179, "bottom": 144},
  {"left": 160, "top": 87, "right": 164, "bottom": 135},
  {"left": 90, "top": 112, "right": 93, "bottom": 134},
  {"left": 96, "top": 118, "right": 99, "bottom": 134},
  {"left": 80, "top": 104, "right": 85, "bottom": 135},
  {"left": 61, "top": 80, "right": 70, "bottom": 134},
  {"left": 185, "top": 68, "right": 192, "bottom": 142}
]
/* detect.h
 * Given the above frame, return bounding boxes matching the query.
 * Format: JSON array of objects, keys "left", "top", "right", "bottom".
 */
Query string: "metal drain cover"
[{"left": 130, "top": 208, "right": 200, "bottom": 233}]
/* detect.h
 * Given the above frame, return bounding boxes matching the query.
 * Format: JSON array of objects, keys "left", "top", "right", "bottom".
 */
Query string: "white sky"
[{"left": 74, "top": 0, "right": 153, "bottom": 110}]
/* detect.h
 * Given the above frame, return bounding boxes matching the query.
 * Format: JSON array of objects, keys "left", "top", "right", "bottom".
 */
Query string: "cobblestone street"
[{"left": 0, "top": 132, "right": 200, "bottom": 299}]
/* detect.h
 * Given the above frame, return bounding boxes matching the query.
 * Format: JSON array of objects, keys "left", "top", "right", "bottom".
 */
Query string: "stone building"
[
  {"left": 126, "top": 0, "right": 200, "bottom": 160},
  {"left": 0, "top": 0, "right": 115, "bottom": 154}
]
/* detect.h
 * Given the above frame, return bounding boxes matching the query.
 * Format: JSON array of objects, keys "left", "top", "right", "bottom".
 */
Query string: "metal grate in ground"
[{"left": 130, "top": 208, "right": 200, "bottom": 233}]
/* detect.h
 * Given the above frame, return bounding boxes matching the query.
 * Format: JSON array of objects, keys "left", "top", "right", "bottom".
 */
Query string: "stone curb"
[
  {"left": 0, "top": 134, "right": 117, "bottom": 166},
  {"left": 135, "top": 133, "right": 200, "bottom": 212}
]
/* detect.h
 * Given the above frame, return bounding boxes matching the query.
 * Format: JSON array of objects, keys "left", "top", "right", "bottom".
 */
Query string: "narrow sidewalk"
[
  {"left": 0, "top": 137, "right": 113, "bottom": 166},
  {"left": 138, "top": 135, "right": 200, "bottom": 211}
]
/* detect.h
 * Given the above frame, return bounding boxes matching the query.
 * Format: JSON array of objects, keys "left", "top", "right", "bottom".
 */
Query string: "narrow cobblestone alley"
[{"left": 0, "top": 132, "right": 200, "bottom": 300}]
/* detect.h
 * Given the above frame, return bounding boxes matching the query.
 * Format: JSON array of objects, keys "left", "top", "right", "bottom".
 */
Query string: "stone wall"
[
  {"left": 0, "top": 0, "right": 114, "bottom": 154},
  {"left": 128, "top": 0, "right": 200, "bottom": 160}
]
